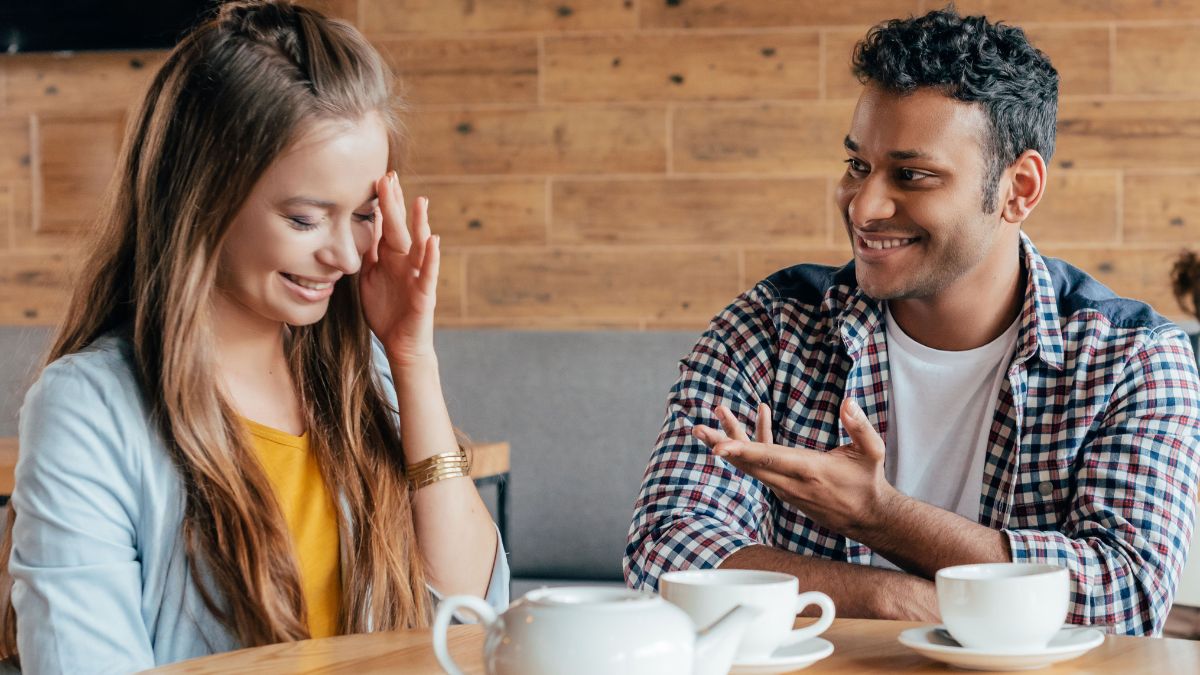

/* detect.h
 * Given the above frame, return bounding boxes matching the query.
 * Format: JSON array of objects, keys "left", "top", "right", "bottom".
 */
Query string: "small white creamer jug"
[{"left": 433, "top": 586, "right": 761, "bottom": 675}]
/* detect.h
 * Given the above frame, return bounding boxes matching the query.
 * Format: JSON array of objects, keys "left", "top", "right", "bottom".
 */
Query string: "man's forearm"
[
  {"left": 719, "top": 544, "right": 940, "bottom": 622},
  {"left": 852, "top": 492, "right": 1012, "bottom": 579}
]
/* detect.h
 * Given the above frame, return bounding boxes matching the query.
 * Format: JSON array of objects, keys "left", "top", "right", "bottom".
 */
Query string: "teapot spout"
[{"left": 692, "top": 605, "right": 761, "bottom": 675}]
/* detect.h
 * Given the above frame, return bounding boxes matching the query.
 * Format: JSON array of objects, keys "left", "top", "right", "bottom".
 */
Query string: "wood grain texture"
[
  {"left": 467, "top": 442, "right": 509, "bottom": 479},
  {"left": 410, "top": 179, "right": 546, "bottom": 246},
  {"left": 744, "top": 246, "right": 854, "bottom": 286},
  {"left": 543, "top": 32, "right": 819, "bottom": 103},
  {"left": 362, "top": 0, "right": 636, "bottom": 33},
  {"left": 1023, "top": 26, "right": 1111, "bottom": 97},
  {"left": 1123, "top": 172, "right": 1200, "bottom": 243},
  {"left": 8, "top": 180, "right": 81, "bottom": 251},
  {"left": 1115, "top": 26, "right": 1200, "bottom": 96},
  {"left": 1022, "top": 172, "right": 1119, "bottom": 244},
  {"left": 465, "top": 249, "right": 740, "bottom": 321},
  {"left": 1054, "top": 100, "right": 1200, "bottom": 171},
  {"left": 293, "top": 0, "right": 359, "bottom": 22},
  {"left": 2, "top": 1, "right": 1200, "bottom": 332},
  {"left": 409, "top": 107, "right": 667, "bottom": 175},
  {"left": 0, "top": 251, "right": 72, "bottom": 325},
  {"left": 550, "top": 177, "right": 827, "bottom": 244},
  {"left": 376, "top": 37, "right": 539, "bottom": 105},
  {"left": 827, "top": 25, "right": 1111, "bottom": 100},
  {"left": 0, "top": 437, "right": 14, "bottom": 495},
  {"left": 824, "top": 29, "right": 867, "bottom": 101},
  {"left": 3, "top": 51, "right": 165, "bottom": 115},
  {"left": 35, "top": 113, "right": 124, "bottom": 235},
  {"left": 1041, "top": 247, "right": 1179, "bottom": 315},
  {"left": 953, "top": 0, "right": 1200, "bottom": 21},
  {"left": 0, "top": 116, "right": 31, "bottom": 181},
  {"left": 673, "top": 102, "right": 854, "bottom": 175},
  {"left": 0, "top": 185, "right": 9, "bottom": 250},
  {"left": 142, "top": 618, "right": 1200, "bottom": 673},
  {"left": 435, "top": 252, "right": 465, "bottom": 320},
  {"left": 640, "top": 0, "right": 923, "bottom": 29}
]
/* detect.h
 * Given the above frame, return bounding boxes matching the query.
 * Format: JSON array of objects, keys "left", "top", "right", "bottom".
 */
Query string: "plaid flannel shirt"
[{"left": 625, "top": 234, "right": 1200, "bottom": 636}]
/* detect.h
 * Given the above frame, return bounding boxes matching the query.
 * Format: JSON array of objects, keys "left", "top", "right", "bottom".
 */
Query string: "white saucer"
[
  {"left": 898, "top": 625, "right": 1105, "bottom": 671},
  {"left": 729, "top": 637, "right": 834, "bottom": 674}
]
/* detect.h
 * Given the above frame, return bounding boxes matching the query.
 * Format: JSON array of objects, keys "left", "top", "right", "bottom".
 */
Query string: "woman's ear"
[{"left": 1000, "top": 150, "right": 1048, "bottom": 225}]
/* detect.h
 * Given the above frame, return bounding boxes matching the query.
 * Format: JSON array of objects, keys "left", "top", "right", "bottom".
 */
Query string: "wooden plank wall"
[{"left": 2, "top": 0, "right": 1199, "bottom": 331}]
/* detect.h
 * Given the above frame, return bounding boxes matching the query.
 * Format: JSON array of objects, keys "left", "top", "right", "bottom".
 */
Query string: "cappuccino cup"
[
  {"left": 936, "top": 562, "right": 1069, "bottom": 651},
  {"left": 660, "top": 569, "right": 835, "bottom": 659}
]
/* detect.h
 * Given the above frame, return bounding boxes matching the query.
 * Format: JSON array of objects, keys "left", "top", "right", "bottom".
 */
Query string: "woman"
[{"left": 0, "top": 1, "right": 506, "bottom": 671}]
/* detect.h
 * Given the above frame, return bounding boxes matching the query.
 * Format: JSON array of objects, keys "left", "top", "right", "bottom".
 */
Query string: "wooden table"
[
  {"left": 144, "top": 618, "right": 1200, "bottom": 673},
  {"left": 0, "top": 437, "right": 17, "bottom": 496}
]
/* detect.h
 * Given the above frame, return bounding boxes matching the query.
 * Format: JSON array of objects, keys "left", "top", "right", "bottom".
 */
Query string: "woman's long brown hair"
[{"left": 0, "top": 0, "right": 429, "bottom": 660}]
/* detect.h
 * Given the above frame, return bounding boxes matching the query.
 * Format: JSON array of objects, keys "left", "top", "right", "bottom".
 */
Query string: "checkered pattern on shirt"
[{"left": 624, "top": 234, "right": 1200, "bottom": 636}]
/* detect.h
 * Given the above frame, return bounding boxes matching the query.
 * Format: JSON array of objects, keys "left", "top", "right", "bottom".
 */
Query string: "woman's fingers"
[
  {"left": 408, "top": 196, "right": 430, "bottom": 272},
  {"left": 416, "top": 234, "right": 440, "bottom": 297},
  {"left": 379, "top": 171, "right": 411, "bottom": 255},
  {"left": 366, "top": 204, "right": 383, "bottom": 266}
]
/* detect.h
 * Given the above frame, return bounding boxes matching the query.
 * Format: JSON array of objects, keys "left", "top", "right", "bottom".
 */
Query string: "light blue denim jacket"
[{"left": 9, "top": 334, "right": 510, "bottom": 673}]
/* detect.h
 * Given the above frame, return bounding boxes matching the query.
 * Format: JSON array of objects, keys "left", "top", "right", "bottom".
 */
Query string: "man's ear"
[{"left": 1000, "top": 150, "right": 1048, "bottom": 225}]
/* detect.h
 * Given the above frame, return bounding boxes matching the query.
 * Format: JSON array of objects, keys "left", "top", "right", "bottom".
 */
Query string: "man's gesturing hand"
[{"left": 691, "top": 399, "right": 901, "bottom": 539}]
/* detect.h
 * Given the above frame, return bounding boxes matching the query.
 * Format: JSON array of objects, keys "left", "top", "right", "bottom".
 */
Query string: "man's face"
[{"left": 835, "top": 85, "right": 1007, "bottom": 301}]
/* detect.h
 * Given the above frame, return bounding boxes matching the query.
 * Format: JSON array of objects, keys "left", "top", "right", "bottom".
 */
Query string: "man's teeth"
[
  {"left": 286, "top": 274, "right": 332, "bottom": 291},
  {"left": 863, "top": 238, "right": 915, "bottom": 250}
]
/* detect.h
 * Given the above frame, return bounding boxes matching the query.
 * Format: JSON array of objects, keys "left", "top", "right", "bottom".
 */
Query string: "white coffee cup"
[
  {"left": 936, "top": 562, "right": 1069, "bottom": 651},
  {"left": 659, "top": 569, "right": 836, "bottom": 659}
]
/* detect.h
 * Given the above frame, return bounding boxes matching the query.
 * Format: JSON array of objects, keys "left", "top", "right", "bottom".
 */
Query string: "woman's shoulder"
[
  {"left": 17, "top": 334, "right": 156, "bottom": 501},
  {"left": 33, "top": 334, "right": 141, "bottom": 400},
  {"left": 24, "top": 333, "right": 149, "bottom": 438}
]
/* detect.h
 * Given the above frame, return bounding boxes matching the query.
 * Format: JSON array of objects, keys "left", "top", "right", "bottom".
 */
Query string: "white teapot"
[{"left": 433, "top": 586, "right": 761, "bottom": 675}]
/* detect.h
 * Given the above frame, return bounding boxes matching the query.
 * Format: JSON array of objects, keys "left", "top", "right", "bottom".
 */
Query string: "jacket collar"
[{"left": 835, "top": 232, "right": 1064, "bottom": 371}]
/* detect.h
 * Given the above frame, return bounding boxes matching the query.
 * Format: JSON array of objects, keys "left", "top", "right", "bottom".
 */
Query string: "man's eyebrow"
[
  {"left": 888, "top": 149, "right": 933, "bottom": 160},
  {"left": 844, "top": 137, "right": 936, "bottom": 161}
]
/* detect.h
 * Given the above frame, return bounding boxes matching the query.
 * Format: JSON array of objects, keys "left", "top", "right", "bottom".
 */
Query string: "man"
[{"left": 624, "top": 8, "right": 1200, "bottom": 636}]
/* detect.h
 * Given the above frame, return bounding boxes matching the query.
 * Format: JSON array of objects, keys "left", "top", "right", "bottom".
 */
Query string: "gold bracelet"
[{"left": 407, "top": 448, "right": 470, "bottom": 490}]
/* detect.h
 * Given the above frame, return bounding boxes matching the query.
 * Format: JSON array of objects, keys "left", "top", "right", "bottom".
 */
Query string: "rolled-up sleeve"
[
  {"left": 1005, "top": 327, "right": 1200, "bottom": 635},
  {"left": 624, "top": 286, "right": 780, "bottom": 591}
]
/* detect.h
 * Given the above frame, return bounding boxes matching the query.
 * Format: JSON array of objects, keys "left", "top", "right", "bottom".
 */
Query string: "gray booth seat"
[
  {"left": 0, "top": 326, "right": 699, "bottom": 596},
  {"left": 437, "top": 331, "right": 697, "bottom": 595}
]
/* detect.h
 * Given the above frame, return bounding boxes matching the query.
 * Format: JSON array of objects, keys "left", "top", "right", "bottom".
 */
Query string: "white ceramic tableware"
[
  {"left": 432, "top": 586, "right": 761, "bottom": 675},
  {"left": 898, "top": 624, "right": 1105, "bottom": 670},
  {"left": 935, "top": 562, "right": 1069, "bottom": 651},
  {"left": 660, "top": 569, "right": 836, "bottom": 660},
  {"left": 728, "top": 637, "right": 835, "bottom": 674}
]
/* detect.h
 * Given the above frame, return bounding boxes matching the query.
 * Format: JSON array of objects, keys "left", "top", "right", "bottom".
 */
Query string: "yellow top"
[{"left": 244, "top": 418, "right": 342, "bottom": 638}]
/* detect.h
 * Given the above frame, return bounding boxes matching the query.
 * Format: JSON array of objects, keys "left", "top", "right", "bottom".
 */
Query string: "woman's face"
[{"left": 216, "top": 113, "right": 389, "bottom": 330}]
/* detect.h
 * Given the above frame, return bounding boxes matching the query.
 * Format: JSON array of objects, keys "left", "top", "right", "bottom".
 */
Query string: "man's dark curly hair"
[{"left": 852, "top": 7, "right": 1059, "bottom": 212}]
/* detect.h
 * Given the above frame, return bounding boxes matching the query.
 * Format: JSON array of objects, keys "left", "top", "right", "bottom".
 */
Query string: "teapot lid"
[{"left": 522, "top": 586, "right": 660, "bottom": 609}]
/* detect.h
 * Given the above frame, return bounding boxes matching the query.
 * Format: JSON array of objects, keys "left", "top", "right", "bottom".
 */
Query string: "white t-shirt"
[{"left": 870, "top": 305, "right": 1020, "bottom": 571}]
